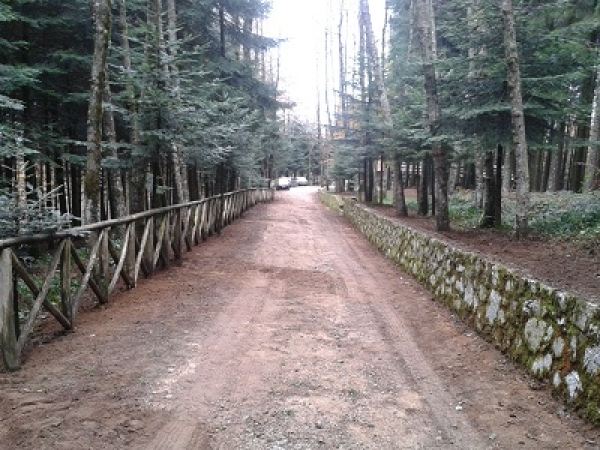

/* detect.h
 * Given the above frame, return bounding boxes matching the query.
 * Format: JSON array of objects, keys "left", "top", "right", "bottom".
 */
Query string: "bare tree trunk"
[
  {"left": 360, "top": 0, "right": 407, "bottom": 213},
  {"left": 495, "top": 145, "right": 503, "bottom": 222},
  {"left": 547, "top": 123, "right": 563, "bottom": 192},
  {"left": 415, "top": 0, "right": 449, "bottom": 230},
  {"left": 360, "top": 0, "right": 392, "bottom": 126},
  {"left": 481, "top": 149, "right": 496, "bottom": 228},
  {"left": 324, "top": 30, "right": 334, "bottom": 140},
  {"left": 501, "top": 0, "right": 530, "bottom": 239},
  {"left": 103, "top": 64, "right": 127, "bottom": 220},
  {"left": 585, "top": 63, "right": 600, "bottom": 191},
  {"left": 501, "top": 145, "right": 512, "bottom": 192},
  {"left": 339, "top": 6, "right": 348, "bottom": 135},
  {"left": 563, "top": 128, "right": 574, "bottom": 190},
  {"left": 119, "top": 0, "right": 146, "bottom": 214},
  {"left": 394, "top": 157, "right": 408, "bottom": 216},
  {"left": 417, "top": 158, "right": 429, "bottom": 215},
  {"left": 15, "top": 141, "right": 26, "bottom": 211},
  {"left": 164, "top": 0, "right": 188, "bottom": 203},
  {"left": 447, "top": 162, "right": 459, "bottom": 195},
  {"left": 474, "top": 148, "right": 485, "bottom": 208},
  {"left": 84, "top": 0, "right": 112, "bottom": 225}
]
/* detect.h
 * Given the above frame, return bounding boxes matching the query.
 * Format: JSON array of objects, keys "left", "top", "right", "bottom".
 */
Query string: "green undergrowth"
[
  {"left": 365, "top": 189, "right": 600, "bottom": 249},
  {"left": 449, "top": 190, "right": 600, "bottom": 243}
]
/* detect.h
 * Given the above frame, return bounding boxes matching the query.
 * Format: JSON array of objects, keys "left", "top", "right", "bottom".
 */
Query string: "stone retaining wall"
[{"left": 320, "top": 192, "right": 600, "bottom": 424}]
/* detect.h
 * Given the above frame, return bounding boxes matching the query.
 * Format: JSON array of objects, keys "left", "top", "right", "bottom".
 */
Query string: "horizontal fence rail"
[{"left": 0, "top": 188, "right": 273, "bottom": 370}]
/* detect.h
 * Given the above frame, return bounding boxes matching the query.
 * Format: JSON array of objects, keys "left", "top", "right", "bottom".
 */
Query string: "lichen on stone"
[
  {"left": 524, "top": 318, "right": 551, "bottom": 352},
  {"left": 553, "top": 337, "right": 565, "bottom": 357},
  {"left": 553, "top": 372, "right": 562, "bottom": 388},
  {"left": 565, "top": 371, "right": 583, "bottom": 401},
  {"left": 531, "top": 353, "right": 553, "bottom": 377},
  {"left": 486, "top": 290, "right": 502, "bottom": 324},
  {"left": 584, "top": 346, "right": 600, "bottom": 376}
]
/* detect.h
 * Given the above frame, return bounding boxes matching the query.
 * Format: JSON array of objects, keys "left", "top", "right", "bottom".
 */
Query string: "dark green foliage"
[
  {"left": 329, "top": 143, "right": 363, "bottom": 182},
  {"left": 448, "top": 190, "right": 600, "bottom": 240},
  {"left": 0, "top": 188, "right": 72, "bottom": 239},
  {"left": 387, "top": 0, "right": 599, "bottom": 183},
  {"left": 528, "top": 192, "right": 600, "bottom": 238}
]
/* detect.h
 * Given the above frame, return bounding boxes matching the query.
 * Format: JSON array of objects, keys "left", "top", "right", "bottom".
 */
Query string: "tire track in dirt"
[
  {"left": 141, "top": 188, "right": 490, "bottom": 448},
  {"left": 303, "top": 200, "right": 488, "bottom": 448},
  {"left": 315, "top": 210, "right": 487, "bottom": 448}
]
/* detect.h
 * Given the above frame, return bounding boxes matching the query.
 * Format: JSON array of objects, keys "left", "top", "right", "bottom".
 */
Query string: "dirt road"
[{"left": 0, "top": 187, "right": 598, "bottom": 449}]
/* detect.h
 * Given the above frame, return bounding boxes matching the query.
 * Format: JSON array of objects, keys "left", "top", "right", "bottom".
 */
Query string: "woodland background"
[{"left": 0, "top": 0, "right": 599, "bottom": 240}]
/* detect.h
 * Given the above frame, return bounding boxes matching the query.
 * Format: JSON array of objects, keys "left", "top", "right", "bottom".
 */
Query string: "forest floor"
[
  {"left": 372, "top": 188, "right": 599, "bottom": 304},
  {"left": 0, "top": 187, "right": 599, "bottom": 449}
]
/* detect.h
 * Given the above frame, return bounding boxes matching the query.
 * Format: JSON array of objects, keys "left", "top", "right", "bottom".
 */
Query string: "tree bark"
[
  {"left": 394, "top": 157, "right": 408, "bottom": 216},
  {"left": 103, "top": 62, "right": 127, "bottom": 220},
  {"left": 360, "top": 0, "right": 392, "bottom": 127},
  {"left": 417, "top": 158, "right": 429, "bottom": 216},
  {"left": 415, "top": 0, "right": 449, "bottom": 230},
  {"left": 165, "top": 0, "right": 189, "bottom": 203},
  {"left": 360, "top": 0, "right": 407, "bottom": 213},
  {"left": 84, "top": 0, "right": 112, "bottom": 225},
  {"left": 501, "top": 0, "right": 530, "bottom": 239},
  {"left": 119, "top": 0, "right": 147, "bottom": 215},
  {"left": 547, "top": 123, "right": 563, "bottom": 192},
  {"left": 474, "top": 148, "right": 485, "bottom": 208},
  {"left": 584, "top": 62, "right": 600, "bottom": 191},
  {"left": 494, "top": 144, "right": 503, "bottom": 226},
  {"left": 481, "top": 149, "right": 496, "bottom": 228}
]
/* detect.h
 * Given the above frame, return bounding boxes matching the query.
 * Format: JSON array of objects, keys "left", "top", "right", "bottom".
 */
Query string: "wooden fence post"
[
  {"left": 144, "top": 218, "right": 154, "bottom": 276},
  {"left": 217, "top": 193, "right": 225, "bottom": 234},
  {"left": 173, "top": 208, "right": 182, "bottom": 262},
  {"left": 0, "top": 248, "right": 19, "bottom": 371},
  {"left": 126, "top": 223, "right": 136, "bottom": 287},
  {"left": 61, "top": 239, "right": 74, "bottom": 325}
]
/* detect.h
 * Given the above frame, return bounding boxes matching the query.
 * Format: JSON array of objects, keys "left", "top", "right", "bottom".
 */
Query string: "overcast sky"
[{"left": 265, "top": 0, "right": 387, "bottom": 123}]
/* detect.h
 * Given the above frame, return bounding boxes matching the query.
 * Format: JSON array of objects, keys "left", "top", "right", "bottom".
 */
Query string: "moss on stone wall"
[{"left": 319, "top": 192, "right": 600, "bottom": 425}]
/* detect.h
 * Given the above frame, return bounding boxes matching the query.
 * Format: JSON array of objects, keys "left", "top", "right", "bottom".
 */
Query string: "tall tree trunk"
[
  {"left": 415, "top": 0, "right": 449, "bottom": 230},
  {"left": 379, "top": 153, "right": 384, "bottom": 204},
  {"left": 547, "top": 122, "right": 564, "bottom": 192},
  {"left": 70, "top": 164, "right": 82, "bottom": 224},
  {"left": 501, "top": 0, "right": 530, "bottom": 239},
  {"left": 324, "top": 30, "right": 334, "bottom": 140},
  {"left": 166, "top": 0, "right": 189, "bottom": 203},
  {"left": 394, "top": 157, "right": 408, "bottom": 216},
  {"left": 474, "top": 148, "right": 485, "bottom": 208},
  {"left": 84, "top": 0, "right": 112, "bottom": 225},
  {"left": 103, "top": 64, "right": 127, "bottom": 220},
  {"left": 417, "top": 158, "right": 429, "bottom": 215},
  {"left": 448, "top": 162, "right": 459, "bottom": 195},
  {"left": 494, "top": 144, "right": 503, "bottom": 226},
  {"left": 360, "top": 0, "right": 407, "bottom": 213},
  {"left": 481, "top": 149, "right": 496, "bottom": 228},
  {"left": 339, "top": 6, "right": 349, "bottom": 134},
  {"left": 15, "top": 140, "right": 27, "bottom": 233},
  {"left": 360, "top": 0, "right": 392, "bottom": 126},
  {"left": 585, "top": 62, "right": 600, "bottom": 191},
  {"left": 120, "top": 0, "right": 146, "bottom": 214},
  {"left": 563, "top": 130, "right": 574, "bottom": 190}
]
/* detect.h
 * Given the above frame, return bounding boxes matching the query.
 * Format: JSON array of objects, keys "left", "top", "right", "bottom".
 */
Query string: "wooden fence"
[{"left": 0, "top": 188, "right": 273, "bottom": 370}]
